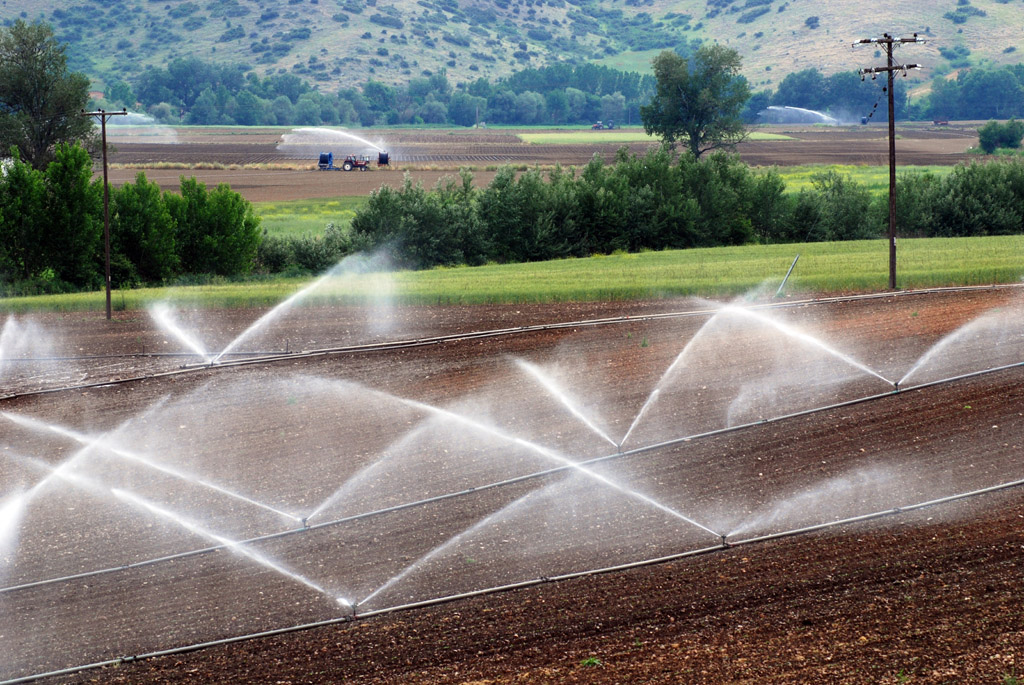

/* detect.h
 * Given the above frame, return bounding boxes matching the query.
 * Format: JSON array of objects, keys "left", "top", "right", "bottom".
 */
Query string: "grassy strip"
[
  {"left": 765, "top": 164, "right": 954, "bottom": 193},
  {"left": 255, "top": 197, "right": 366, "bottom": 238},
  {"left": 2, "top": 236, "right": 1020, "bottom": 313},
  {"left": 518, "top": 130, "right": 793, "bottom": 144}
]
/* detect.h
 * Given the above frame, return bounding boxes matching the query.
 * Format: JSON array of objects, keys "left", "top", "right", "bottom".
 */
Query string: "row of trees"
[
  {"left": 0, "top": 144, "right": 261, "bottom": 293},
  {"left": 744, "top": 63, "right": 1024, "bottom": 124},
  {"left": 341, "top": 150, "right": 1024, "bottom": 270},
  {"left": 113, "top": 55, "right": 657, "bottom": 127},
  {"left": 13, "top": 9, "right": 1021, "bottom": 131}
]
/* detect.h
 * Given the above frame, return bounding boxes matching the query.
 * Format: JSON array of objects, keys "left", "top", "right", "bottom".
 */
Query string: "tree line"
[
  {"left": 0, "top": 144, "right": 261, "bottom": 295},
  {"left": 5, "top": 143, "right": 1024, "bottom": 293},
  {"left": 747, "top": 64, "right": 1024, "bottom": 123},
  {"left": 115, "top": 58, "right": 1024, "bottom": 129},
  {"left": 338, "top": 150, "right": 1024, "bottom": 270},
  {"left": 110, "top": 57, "right": 658, "bottom": 128}
]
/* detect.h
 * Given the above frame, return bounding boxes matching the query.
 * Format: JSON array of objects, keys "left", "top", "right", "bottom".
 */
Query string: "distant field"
[
  {"left": 255, "top": 197, "right": 366, "bottom": 238},
  {"left": 519, "top": 130, "right": 794, "bottom": 144},
  {"left": 4, "top": 236, "right": 1021, "bottom": 313}
]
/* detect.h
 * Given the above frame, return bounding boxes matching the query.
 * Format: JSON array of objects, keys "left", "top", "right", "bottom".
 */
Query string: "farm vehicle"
[
  {"left": 317, "top": 151, "right": 390, "bottom": 171},
  {"left": 591, "top": 120, "right": 616, "bottom": 130}
]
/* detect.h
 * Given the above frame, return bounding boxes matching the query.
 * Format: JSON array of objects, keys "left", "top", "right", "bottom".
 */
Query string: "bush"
[
  {"left": 929, "top": 161, "right": 1024, "bottom": 236},
  {"left": 112, "top": 172, "right": 179, "bottom": 283},
  {"left": 352, "top": 171, "right": 486, "bottom": 268},
  {"left": 977, "top": 119, "right": 1024, "bottom": 153},
  {"left": 42, "top": 143, "right": 103, "bottom": 288},
  {"left": 256, "top": 233, "right": 293, "bottom": 273},
  {"left": 369, "top": 14, "right": 403, "bottom": 29},
  {"left": 166, "top": 177, "right": 262, "bottom": 276}
]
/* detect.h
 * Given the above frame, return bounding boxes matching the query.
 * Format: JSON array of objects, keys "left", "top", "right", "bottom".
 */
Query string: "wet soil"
[{"left": 2, "top": 288, "right": 1022, "bottom": 683}]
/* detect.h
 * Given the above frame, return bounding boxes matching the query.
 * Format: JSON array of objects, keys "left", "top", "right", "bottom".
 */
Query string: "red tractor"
[
  {"left": 343, "top": 155, "right": 372, "bottom": 171},
  {"left": 317, "top": 152, "right": 374, "bottom": 171}
]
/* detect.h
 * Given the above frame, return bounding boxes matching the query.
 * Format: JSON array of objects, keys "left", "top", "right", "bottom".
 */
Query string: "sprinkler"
[
  {"left": 301, "top": 517, "right": 309, "bottom": 529},
  {"left": 720, "top": 534, "right": 730, "bottom": 548},
  {"left": 893, "top": 380, "right": 900, "bottom": 392},
  {"left": 336, "top": 597, "right": 356, "bottom": 618}
]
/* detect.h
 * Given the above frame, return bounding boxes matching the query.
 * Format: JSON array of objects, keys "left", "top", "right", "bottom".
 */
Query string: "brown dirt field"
[
  {"left": 2, "top": 288, "right": 1023, "bottom": 683},
  {"left": 103, "top": 124, "right": 980, "bottom": 202}
]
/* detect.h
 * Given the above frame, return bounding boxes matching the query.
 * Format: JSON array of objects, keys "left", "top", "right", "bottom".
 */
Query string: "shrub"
[
  {"left": 42, "top": 143, "right": 103, "bottom": 287},
  {"left": 166, "top": 177, "right": 262, "bottom": 275},
  {"left": 112, "top": 172, "right": 180, "bottom": 283},
  {"left": 370, "top": 14, "right": 404, "bottom": 29},
  {"left": 978, "top": 119, "right": 1024, "bottom": 153}
]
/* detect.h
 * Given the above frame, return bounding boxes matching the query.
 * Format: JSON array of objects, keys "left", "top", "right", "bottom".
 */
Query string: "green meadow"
[
  {"left": 255, "top": 197, "right": 366, "bottom": 238},
  {"left": 3, "top": 236, "right": 1020, "bottom": 313},
  {"left": 766, "top": 164, "right": 953, "bottom": 193}
]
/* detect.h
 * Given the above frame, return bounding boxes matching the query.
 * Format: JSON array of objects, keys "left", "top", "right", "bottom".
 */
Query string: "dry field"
[{"left": 1, "top": 287, "right": 1022, "bottom": 683}]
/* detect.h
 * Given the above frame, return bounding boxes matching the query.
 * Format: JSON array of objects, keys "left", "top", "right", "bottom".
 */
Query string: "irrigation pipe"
[
  {"left": 1, "top": 283, "right": 1019, "bottom": 402},
  {"left": 6, "top": 473, "right": 1024, "bottom": 685},
  {"left": 4, "top": 359, "right": 1022, "bottom": 597}
]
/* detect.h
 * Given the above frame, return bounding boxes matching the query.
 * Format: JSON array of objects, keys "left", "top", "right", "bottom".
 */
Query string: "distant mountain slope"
[{"left": 2, "top": 0, "right": 1019, "bottom": 93}]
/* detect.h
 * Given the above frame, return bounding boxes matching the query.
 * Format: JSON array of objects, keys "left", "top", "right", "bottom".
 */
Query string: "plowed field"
[
  {"left": 2, "top": 287, "right": 1023, "bottom": 683},
  {"left": 104, "top": 124, "right": 979, "bottom": 202}
]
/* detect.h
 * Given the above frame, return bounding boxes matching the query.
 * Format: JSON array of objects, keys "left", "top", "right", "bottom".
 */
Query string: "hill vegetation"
[{"left": 3, "top": 0, "right": 1022, "bottom": 97}]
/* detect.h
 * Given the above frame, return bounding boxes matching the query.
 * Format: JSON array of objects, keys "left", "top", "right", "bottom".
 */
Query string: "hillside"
[{"left": 2, "top": 0, "right": 1020, "bottom": 93}]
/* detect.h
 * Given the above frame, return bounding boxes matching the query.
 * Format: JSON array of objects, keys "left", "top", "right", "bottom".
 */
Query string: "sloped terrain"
[{"left": 7, "top": 0, "right": 1021, "bottom": 91}]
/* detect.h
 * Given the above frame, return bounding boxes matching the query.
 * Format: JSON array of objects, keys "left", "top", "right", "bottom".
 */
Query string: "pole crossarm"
[
  {"left": 860, "top": 64, "right": 922, "bottom": 77},
  {"left": 853, "top": 33, "right": 927, "bottom": 47},
  {"left": 80, "top": 108, "right": 128, "bottom": 321}
]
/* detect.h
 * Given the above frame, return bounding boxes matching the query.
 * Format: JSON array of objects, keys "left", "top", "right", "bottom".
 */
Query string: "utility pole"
[
  {"left": 854, "top": 34, "right": 924, "bottom": 290},
  {"left": 81, "top": 108, "right": 127, "bottom": 320}
]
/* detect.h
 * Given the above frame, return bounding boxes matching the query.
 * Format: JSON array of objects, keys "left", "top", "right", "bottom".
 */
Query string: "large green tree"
[
  {"left": 640, "top": 46, "right": 751, "bottom": 158},
  {"left": 0, "top": 20, "right": 97, "bottom": 169}
]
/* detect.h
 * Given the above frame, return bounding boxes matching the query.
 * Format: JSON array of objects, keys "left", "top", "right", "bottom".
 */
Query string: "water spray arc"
[
  {"left": 3, "top": 283, "right": 1024, "bottom": 683},
  {"left": 1, "top": 412, "right": 304, "bottom": 525},
  {"left": 148, "top": 303, "right": 211, "bottom": 364},
  {"left": 111, "top": 488, "right": 333, "bottom": 600},
  {"left": 349, "top": 382, "right": 723, "bottom": 540},
  {"left": 357, "top": 488, "right": 539, "bottom": 608},
  {"left": 513, "top": 358, "right": 618, "bottom": 449}
]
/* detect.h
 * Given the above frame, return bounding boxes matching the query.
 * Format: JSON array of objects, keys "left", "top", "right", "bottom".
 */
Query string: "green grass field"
[
  {"left": 255, "top": 197, "right": 366, "bottom": 238},
  {"left": 764, "top": 164, "right": 954, "bottom": 193},
  {"left": 518, "top": 130, "right": 794, "bottom": 144},
  {"left": 3, "top": 236, "right": 1020, "bottom": 313}
]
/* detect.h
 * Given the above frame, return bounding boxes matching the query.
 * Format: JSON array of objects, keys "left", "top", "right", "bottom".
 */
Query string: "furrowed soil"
[
  {"left": 2, "top": 288, "right": 1022, "bottom": 684},
  {"left": 104, "top": 124, "right": 979, "bottom": 202}
]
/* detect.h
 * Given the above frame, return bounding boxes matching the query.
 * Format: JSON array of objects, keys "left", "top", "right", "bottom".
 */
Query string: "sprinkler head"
[
  {"left": 301, "top": 517, "right": 308, "bottom": 529},
  {"left": 336, "top": 597, "right": 356, "bottom": 617},
  {"left": 893, "top": 380, "right": 900, "bottom": 392},
  {"left": 720, "top": 534, "right": 730, "bottom": 548}
]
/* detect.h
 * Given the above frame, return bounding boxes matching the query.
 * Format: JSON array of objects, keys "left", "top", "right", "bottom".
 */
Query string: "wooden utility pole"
[
  {"left": 854, "top": 34, "right": 924, "bottom": 290},
  {"left": 81, "top": 108, "right": 127, "bottom": 320}
]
